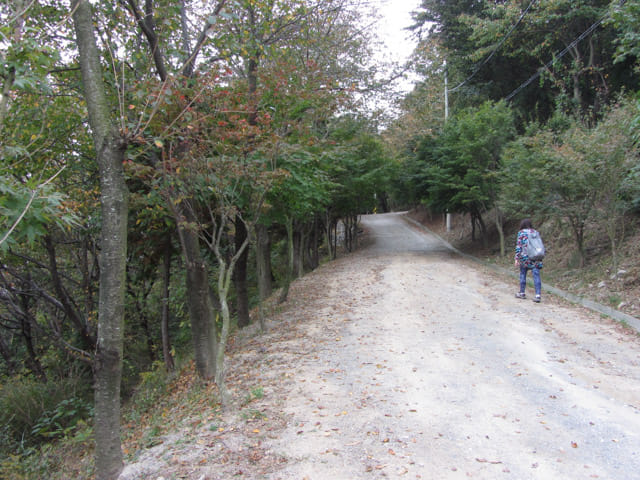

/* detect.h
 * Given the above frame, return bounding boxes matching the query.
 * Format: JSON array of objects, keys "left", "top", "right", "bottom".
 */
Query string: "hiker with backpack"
[{"left": 514, "top": 218, "right": 545, "bottom": 303}]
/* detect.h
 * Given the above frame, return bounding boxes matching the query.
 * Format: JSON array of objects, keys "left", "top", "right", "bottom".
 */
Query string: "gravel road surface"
[{"left": 266, "top": 212, "right": 640, "bottom": 479}]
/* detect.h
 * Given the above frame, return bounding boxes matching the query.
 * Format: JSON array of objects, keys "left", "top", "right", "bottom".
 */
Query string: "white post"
[
  {"left": 444, "top": 59, "right": 449, "bottom": 121},
  {"left": 444, "top": 61, "right": 451, "bottom": 231}
]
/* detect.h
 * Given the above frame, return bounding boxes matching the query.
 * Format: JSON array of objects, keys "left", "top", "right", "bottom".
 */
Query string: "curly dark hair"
[{"left": 520, "top": 218, "right": 533, "bottom": 230}]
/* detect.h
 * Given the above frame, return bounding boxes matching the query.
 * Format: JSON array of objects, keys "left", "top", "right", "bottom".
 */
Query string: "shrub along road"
[{"left": 120, "top": 212, "right": 640, "bottom": 480}]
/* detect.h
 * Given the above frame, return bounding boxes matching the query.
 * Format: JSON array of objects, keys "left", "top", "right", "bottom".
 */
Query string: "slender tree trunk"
[
  {"left": 44, "top": 235, "right": 95, "bottom": 351},
  {"left": 354, "top": 215, "right": 359, "bottom": 250},
  {"left": 79, "top": 236, "right": 97, "bottom": 337},
  {"left": 216, "top": 264, "right": 232, "bottom": 405},
  {"left": 324, "top": 212, "right": 335, "bottom": 260},
  {"left": 293, "top": 222, "right": 304, "bottom": 278},
  {"left": 234, "top": 216, "right": 250, "bottom": 328},
  {"left": 331, "top": 219, "right": 338, "bottom": 259},
  {"left": 175, "top": 209, "right": 218, "bottom": 379},
  {"left": 470, "top": 213, "right": 477, "bottom": 242},
  {"left": 255, "top": 223, "right": 272, "bottom": 297},
  {"left": 0, "top": 335, "right": 16, "bottom": 375},
  {"left": 72, "top": 2, "right": 128, "bottom": 478},
  {"left": 255, "top": 223, "right": 272, "bottom": 331},
  {"left": 161, "top": 237, "right": 175, "bottom": 371},
  {"left": 569, "top": 217, "right": 586, "bottom": 267},
  {"left": 214, "top": 227, "right": 251, "bottom": 406},
  {"left": 139, "top": 308, "right": 155, "bottom": 362},
  {"left": 278, "top": 216, "right": 294, "bottom": 303},
  {"left": 311, "top": 215, "right": 319, "bottom": 269},
  {"left": 478, "top": 213, "right": 488, "bottom": 248},
  {"left": 20, "top": 314, "right": 46, "bottom": 382},
  {"left": 495, "top": 208, "right": 505, "bottom": 257}
]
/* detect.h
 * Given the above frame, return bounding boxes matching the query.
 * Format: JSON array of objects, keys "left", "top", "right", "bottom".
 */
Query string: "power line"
[
  {"left": 505, "top": 13, "right": 608, "bottom": 102},
  {"left": 449, "top": 0, "right": 537, "bottom": 93}
]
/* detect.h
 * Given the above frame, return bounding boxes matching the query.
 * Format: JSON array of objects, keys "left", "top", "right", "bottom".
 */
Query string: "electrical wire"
[
  {"left": 449, "top": 0, "right": 537, "bottom": 93},
  {"left": 505, "top": 13, "right": 608, "bottom": 102}
]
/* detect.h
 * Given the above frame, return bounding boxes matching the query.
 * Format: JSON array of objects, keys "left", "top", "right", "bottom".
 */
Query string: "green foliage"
[
  {"left": 420, "top": 101, "right": 515, "bottom": 215},
  {"left": 0, "top": 176, "right": 79, "bottom": 249},
  {"left": 31, "top": 397, "right": 93, "bottom": 441},
  {"left": 323, "top": 116, "right": 394, "bottom": 216},
  {"left": 0, "top": 375, "right": 90, "bottom": 452},
  {"left": 499, "top": 96, "right": 640, "bottom": 264},
  {"left": 609, "top": 0, "right": 640, "bottom": 70}
]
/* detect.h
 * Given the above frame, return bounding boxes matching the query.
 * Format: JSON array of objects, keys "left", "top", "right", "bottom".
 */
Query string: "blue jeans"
[{"left": 519, "top": 266, "right": 541, "bottom": 296}]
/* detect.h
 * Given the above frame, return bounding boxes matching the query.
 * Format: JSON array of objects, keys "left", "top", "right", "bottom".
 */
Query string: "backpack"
[{"left": 525, "top": 229, "right": 545, "bottom": 261}]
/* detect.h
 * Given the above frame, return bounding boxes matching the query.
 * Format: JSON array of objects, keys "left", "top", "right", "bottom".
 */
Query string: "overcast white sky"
[
  {"left": 373, "top": 0, "right": 421, "bottom": 65},
  {"left": 368, "top": 0, "right": 423, "bottom": 105}
]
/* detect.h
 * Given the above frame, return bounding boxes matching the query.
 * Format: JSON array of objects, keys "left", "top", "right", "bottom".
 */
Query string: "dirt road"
[
  {"left": 265, "top": 213, "right": 640, "bottom": 479},
  {"left": 120, "top": 212, "right": 640, "bottom": 480}
]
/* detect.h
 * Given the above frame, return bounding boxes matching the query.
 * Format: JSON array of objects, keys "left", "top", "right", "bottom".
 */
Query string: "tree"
[
  {"left": 589, "top": 98, "right": 640, "bottom": 270},
  {"left": 608, "top": 0, "right": 640, "bottom": 71},
  {"left": 118, "top": 0, "right": 228, "bottom": 380},
  {"left": 411, "top": 0, "right": 639, "bottom": 125},
  {"left": 72, "top": 1, "right": 129, "bottom": 478},
  {"left": 0, "top": 1, "right": 80, "bottom": 248},
  {"left": 323, "top": 116, "right": 393, "bottom": 251},
  {"left": 420, "top": 101, "right": 515, "bottom": 249},
  {"left": 497, "top": 107, "right": 638, "bottom": 268},
  {"left": 267, "top": 147, "right": 331, "bottom": 303}
]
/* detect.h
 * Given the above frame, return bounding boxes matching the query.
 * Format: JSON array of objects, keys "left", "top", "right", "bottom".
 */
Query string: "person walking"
[{"left": 514, "top": 218, "right": 543, "bottom": 302}]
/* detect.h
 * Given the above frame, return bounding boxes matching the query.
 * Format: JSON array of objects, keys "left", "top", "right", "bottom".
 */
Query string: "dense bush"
[{"left": 0, "top": 375, "right": 91, "bottom": 452}]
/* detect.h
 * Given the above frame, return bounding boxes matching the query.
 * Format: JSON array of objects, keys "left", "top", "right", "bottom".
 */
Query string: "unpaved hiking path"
[{"left": 121, "top": 212, "right": 640, "bottom": 480}]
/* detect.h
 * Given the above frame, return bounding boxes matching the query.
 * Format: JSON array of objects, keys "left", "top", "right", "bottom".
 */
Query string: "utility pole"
[
  {"left": 444, "top": 60, "right": 451, "bottom": 232},
  {"left": 444, "top": 59, "right": 449, "bottom": 121}
]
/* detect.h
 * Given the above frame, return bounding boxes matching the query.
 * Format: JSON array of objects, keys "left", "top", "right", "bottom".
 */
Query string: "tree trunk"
[
  {"left": 214, "top": 222, "right": 252, "bottom": 406},
  {"left": 330, "top": 218, "right": 338, "bottom": 259},
  {"left": 311, "top": 215, "right": 320, "bottom": 269},
  {"left": 72, "top": 2, "right": 129, "bottom": 479},
  {"left": 478, "top": 214, "right": 488, "bottom": 248},
  {"left": 174, "top": 209, "right": 218, "bottom": 379},
  {"left": 255, "top": 223, "right": 272, "bottom": 331},
  {"left": 161, "top": 237, "right": 175, "bottom": 371},
  {"left": 470, "top": 215, "right": 476, "bottom": 242},
  {"left": 0, "top": 335, "right": 16, "bottom": 375},
  {"left": 139, "top": 306, "right": 155, "bottom": 362},
  {"left": 44, "top": 235, "right": 95, "bottom": 351},
  {"left": 255, "top": 223, "right": 272, "bottom": 298},
  {"left": 495, "top": 208, "right": 505, "bottom": 257},
  {"left": 20, "top": 313, "right": 46, "bottom": 382},
  {"left": 278, "top": 216, "right": 294, "bottom": 303},
  {"left": 324, "top": 212, "right": 335, "bottom": 260},
  {"left": 569, "top": 216, "right": 586, "bottom": 267},
  {"left": 293, "top": 221, "right": 304, "bottom": 279},
  {"left": 234, "top": 216, "right": 250, "bottom": 328}
]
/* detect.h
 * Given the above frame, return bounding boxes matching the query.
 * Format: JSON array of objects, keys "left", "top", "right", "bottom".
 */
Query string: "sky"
[
  {"left": 373, "top": 0, "right": 422, "bottom": 67},
  {"left": 369, "top": 0, "right": 423, "bottom": 106}
]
